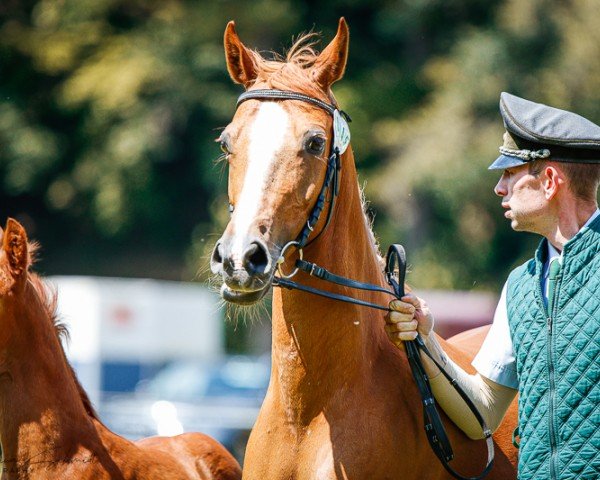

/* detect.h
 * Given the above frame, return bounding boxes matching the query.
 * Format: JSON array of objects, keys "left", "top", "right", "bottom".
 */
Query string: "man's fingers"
[
  {"left": 386, "top": 311, "right": 414, "bottom": 324},
  {"left": 388, "top": 300, "right": 416, "bottom": 315},
  {"left": 401, "top": 294, "right": 421, "bottom": 308},
  {"left": 385, "top": 320, "right": 418, "bottom": 333}
]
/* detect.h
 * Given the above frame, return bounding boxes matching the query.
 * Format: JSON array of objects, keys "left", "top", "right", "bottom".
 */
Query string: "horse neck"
[
  {"left": 0, "top": 283, "right": 94, "bottom": 467},
  {"left": 271, "top": 147, "right": 389, "bottom": 417}
]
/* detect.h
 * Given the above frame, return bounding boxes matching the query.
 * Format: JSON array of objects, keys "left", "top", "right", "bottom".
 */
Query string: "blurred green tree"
[{"left": 1, "top": 0, "right": 598, "bottom": 299}]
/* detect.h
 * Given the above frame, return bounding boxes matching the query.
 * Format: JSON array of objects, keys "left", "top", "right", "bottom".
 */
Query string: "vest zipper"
[
  {"left": 546, "top": 314, "right": 558, "bottom": 480},
  {"left": 545, "top": 258, "right": 563, "bottom": 480},
  {"left": 538, "top": 273, "right": 559, "bottom": 480}
]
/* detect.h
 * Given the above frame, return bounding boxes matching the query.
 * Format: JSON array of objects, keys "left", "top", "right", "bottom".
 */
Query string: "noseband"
[{"left": 232, "top": 89, "right": 494, "bottom": 480}]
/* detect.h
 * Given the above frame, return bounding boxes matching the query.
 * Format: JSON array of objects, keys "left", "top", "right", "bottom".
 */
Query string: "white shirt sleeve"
[{"left": 471, "top": 281, "right": 518, "bottom": 389}]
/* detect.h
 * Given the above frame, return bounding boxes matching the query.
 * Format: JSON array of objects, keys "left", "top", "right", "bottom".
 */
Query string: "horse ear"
[
  {"left": 312, "top": 18, "right": 349, "bottom": 89},
  {"left": 3, "top": 218, "right": 29, "bottom": 277},
  {"left": 224, "top": 21, "right": 259, "bottom": 87}
]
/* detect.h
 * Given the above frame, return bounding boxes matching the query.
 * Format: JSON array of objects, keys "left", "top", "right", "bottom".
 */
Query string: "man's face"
[{"left": 494, "top": 164, "right": 547, "bottom": 233}]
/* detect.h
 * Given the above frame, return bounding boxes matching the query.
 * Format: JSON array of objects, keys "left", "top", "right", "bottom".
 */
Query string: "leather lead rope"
[{"left": 387, "top": 245, "right": 494, "bottom": 480}]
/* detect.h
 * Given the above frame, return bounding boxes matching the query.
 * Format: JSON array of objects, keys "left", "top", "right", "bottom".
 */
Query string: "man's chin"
[{"left": 220, "top": 284, "right": 270, "bottom": 306}]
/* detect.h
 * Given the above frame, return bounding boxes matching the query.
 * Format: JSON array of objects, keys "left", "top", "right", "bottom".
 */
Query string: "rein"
[{"left": 234, "top": 89, "right": 494, "bottom": 480}]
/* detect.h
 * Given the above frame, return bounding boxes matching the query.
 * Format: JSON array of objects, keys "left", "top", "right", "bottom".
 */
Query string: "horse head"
[{"left": 211, "top": 19, "right": 350, "bottom": 305}]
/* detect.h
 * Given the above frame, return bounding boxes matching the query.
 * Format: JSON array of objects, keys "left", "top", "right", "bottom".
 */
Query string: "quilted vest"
[{"left": 506, "top": 216, "right": 600, "bottom": 479}]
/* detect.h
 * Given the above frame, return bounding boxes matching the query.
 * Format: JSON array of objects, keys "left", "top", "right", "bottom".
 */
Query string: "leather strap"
[
  {"left": 296, "top": 259, "right": 395, "bottom": 296},
  {"left": 237, "top": 89, "right": 352, "bottom": 122},
  {"left": 273, "top": 276, "right": 392, "bottom": 312},
  {"left": 386, "top": 245, "right": 494, "bottom": 480}
]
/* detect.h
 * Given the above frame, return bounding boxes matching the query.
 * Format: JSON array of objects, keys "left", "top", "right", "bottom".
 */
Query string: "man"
[{"left": 386, "top": 92, "right": 600, "bottom": 480}]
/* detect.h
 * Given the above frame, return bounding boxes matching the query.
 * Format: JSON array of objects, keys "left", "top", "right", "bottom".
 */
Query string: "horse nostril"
[
  {"left": 210, "top": 242, "right": 224, "bottom": 274},
  {"left": 243, "top": 241, "right": 270, "bottom": 275}
]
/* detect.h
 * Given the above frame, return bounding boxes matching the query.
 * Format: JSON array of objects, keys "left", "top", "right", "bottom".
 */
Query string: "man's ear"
[
  {"left": 224, "top": 21, "right": 259, "bottom": 87},
  {"left": 3, "top": 218, "right": 29, "bottom": 277},
  {"left": 543, "top": 165, "right": 564, "bottom": 200},
  {"left": 311, "top": 18, "right": 349, "bottom": 89}
]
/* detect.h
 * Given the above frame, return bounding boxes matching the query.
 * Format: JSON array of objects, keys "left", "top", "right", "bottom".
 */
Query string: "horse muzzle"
[{"left": 210, "top": 235, "right": 274, "bottom": 305}]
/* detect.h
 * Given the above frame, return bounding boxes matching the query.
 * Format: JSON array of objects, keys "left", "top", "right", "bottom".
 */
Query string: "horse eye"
[
  {"left": 220, "top": 140, "right": 230, "bottom": 155},
  {"left": 217, "top": 133, "right": 232, "bottom": 156},
  {"left": 305, "top": 136, "right": 326, "bottom": 155}
]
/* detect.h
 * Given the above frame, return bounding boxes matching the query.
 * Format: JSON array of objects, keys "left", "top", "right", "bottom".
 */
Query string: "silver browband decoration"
[{"left": 499, "top": 146, "right": 551, "bottom": 161}]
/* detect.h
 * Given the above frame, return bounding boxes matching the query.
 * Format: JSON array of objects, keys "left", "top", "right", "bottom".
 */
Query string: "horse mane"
[
  {"left": 248, "top": 32, "right": 335, "bottom": 101},
  {"left": 359, "top": 181, "right": 385, "bottom": 267},
  {"left": 28, "top": 267, "right": 100, "bottom": 421}
]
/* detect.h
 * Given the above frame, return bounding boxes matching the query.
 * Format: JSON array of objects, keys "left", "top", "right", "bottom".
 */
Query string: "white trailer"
[{"left": 50, "top": 276, "right": 224, "bottom": 406}]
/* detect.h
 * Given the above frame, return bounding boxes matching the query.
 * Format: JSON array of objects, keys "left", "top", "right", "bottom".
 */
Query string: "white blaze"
[{"left": 231, "top": 102, "right": 289, "bottom": 263}]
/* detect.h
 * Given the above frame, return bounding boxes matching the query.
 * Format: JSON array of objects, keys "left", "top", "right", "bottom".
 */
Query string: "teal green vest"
[{"left": 507, "top": 217, "right": 600, "bottom": 479}]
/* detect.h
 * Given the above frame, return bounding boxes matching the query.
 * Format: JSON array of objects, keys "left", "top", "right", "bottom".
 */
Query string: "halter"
[{"left": 233, "top": 89, "right": 494, "bottom": 480}]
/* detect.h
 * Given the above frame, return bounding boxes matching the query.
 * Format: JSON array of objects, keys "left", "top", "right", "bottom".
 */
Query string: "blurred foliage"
[
  {"left": 1, "top": 0, "right": 599, "bottom": 294},
  {"left": 369, "top": 0, "right": 600, "bottom": 289}
]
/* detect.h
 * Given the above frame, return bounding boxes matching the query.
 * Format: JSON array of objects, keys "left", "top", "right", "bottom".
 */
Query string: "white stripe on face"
[{"left": 231, "top": 102, "right": 289, "bottom": 262}]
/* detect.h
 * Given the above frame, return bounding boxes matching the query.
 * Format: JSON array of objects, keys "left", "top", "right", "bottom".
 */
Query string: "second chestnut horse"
[{"left": 0, "top": 218, "right": 241, "bottom": 480}]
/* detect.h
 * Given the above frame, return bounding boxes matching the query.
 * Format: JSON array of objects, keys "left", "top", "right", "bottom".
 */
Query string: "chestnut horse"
[
  {"left": 0, "top": 218, "right": 241, "bottom": 480},
  {"left": 211, "top": 18, "right": 518, "bottom": 479}
]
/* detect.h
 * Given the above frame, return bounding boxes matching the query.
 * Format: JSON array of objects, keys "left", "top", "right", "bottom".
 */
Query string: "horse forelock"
[
  {"left": 27, "top": 271, "right": 99, "bottom": 420},
  {"left": 249, "top": 32, "right": 335, "bottom": 102}
]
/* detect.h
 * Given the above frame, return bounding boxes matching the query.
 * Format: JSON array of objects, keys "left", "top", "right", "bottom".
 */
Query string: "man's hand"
[{"left": 384, "top": 294, "right": 434, "bottom": 347}]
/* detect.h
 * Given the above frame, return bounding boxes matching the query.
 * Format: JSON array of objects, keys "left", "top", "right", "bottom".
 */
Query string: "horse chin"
[{"left": 220, "top": 283, "right": 270, "bottom": 306}]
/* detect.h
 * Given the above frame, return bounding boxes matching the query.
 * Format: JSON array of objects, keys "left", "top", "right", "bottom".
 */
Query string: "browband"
[{"left": 237, "top": 89, "right": 351, "bottom": 122}]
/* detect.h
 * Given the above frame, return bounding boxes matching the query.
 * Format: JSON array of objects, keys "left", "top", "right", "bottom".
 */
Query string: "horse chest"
[{"left": 244, "top": 402, "right": 406, "bottom": 480}]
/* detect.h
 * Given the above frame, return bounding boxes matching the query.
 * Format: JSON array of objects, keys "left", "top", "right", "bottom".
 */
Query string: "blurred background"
[{"left": 1, "top": 0, "right": 599, "bottom": 463}]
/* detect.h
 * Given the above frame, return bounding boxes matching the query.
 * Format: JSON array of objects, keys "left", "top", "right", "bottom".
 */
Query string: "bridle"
[
  {"left": 234, "top": 89, "right": 495, "bottom": 480},
  {"left": 237, "top": 89, "right": 348, "bottom": 278}
]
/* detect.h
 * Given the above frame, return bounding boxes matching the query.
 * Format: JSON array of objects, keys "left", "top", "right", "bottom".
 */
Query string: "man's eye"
[{"left": 305, "top": 136, "right": 326, "bottom": 155}]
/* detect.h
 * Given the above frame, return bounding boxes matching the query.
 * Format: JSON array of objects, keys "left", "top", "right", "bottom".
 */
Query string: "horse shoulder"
[
  {"left": 446, "top": 325, "right": 491, "bottom": 360},
  {"left": 440, "top": 325, "right": 490, "bottom": 369},
  {"left": 135, "top": 433, "right": 242, "bottom": 480},
  {"left": 84, "top": 422, "right": 240, "bottom": 480}
]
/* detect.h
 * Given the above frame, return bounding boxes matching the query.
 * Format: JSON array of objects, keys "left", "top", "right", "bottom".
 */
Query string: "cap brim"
[{"left": 488, "top": 154, "right": 528, "bottom": 170}]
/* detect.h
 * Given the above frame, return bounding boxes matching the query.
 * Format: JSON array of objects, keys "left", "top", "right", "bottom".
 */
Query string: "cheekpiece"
[{"left": 489, "top": 92, "right": 600, "bottom": 170}]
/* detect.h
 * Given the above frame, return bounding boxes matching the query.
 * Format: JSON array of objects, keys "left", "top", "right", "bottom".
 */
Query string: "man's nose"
[{"left": 494, "top": 177, "right": 507, "bottom": 197}]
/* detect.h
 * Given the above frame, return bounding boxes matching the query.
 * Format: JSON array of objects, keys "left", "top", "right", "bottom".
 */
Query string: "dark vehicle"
[{"left": 99, "top": 355, "right": 270, "bottom": 461}]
